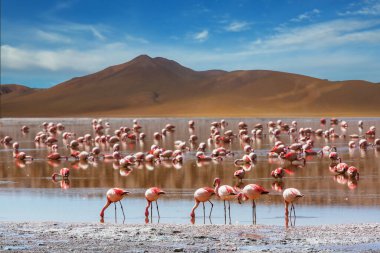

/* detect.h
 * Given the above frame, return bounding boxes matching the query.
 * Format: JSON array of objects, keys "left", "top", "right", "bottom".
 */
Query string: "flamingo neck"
[
  {"left": 145, "top": 200, "right": 151, "bottom": 217},
  {"left": 284, "top": 201, "right": 289, "bottom": 216},
  {"left": 214, "top": 182, "right": 220, "bottom": 197},
  {"left": 51, "top": 173, "right": 59, "bottom": 181},
  {"left": 100, "top": 200, "right": 111, "bottom": 218},
  {"left": 190, "top": 200, "right": 200, "bottom": 218}
]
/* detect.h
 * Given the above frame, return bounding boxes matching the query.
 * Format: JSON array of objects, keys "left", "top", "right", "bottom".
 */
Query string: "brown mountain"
[
  {"left": 1, "top": 84, "right": 38, "bottom": 97},
  {"left": 1, "top": 55, "right": 379, "bottom": 117}
]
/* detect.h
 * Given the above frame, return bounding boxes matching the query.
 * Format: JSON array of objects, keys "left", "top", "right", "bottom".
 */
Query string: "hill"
[{"left": 1, "top": 55, "right": 379, "bottom": 117}]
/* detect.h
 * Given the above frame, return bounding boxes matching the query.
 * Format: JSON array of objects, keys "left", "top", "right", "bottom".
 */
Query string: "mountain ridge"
[{"left": 1, "top": 55, "right": 379, "bottom": 117}]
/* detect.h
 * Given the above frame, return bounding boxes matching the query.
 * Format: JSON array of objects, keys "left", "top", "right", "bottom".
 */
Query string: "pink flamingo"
[
  {"left": 12, "top": 143, "right": 33, "bottom": 160},
  {"left": 347, "top": 166, "right": 359, "bottom": 180},
  {"left": 100, "top": 188, "right": 130, "bottom": 221},
  {"left": 333, "top": 162, "right": 349, "bottom": 175},
  {"left": 51, "top": 167, "right": 70, "bottom": 181},
  {"left": 47, "top": 152, "right": 68, "bottom": 160},
  {"left": 190, "top": 186, "right": 215, "bottom": 219},
  {"left": 283, "top": 188, "right": 303, "bottom": 224},
  {"left": 328, "top": 151, "right": 341, "bottom": 164},
  {"left": 280, "top": 151, "right": 306, "bottom": 165},
  {"left": 145, "top": 187, "right": 165, "bottom": 219},
  {"left": 234, "top": 168, "right": 245, "bottom": 182},
  {"left": 271, "top": 167, "right": 293, "bottom": 179},
  {"left": 283, "top": 188, "right": 303, "bottom": 228},
  {"left": 214, "top": 178, "right": 242, "bottom": 224},
  {"left": 241, "top": 184, "right": 269, "bottom": 224}
]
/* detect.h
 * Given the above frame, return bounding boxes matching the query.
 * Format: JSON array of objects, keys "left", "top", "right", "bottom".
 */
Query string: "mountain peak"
[{"left": 131, "top": 54, "right": 153, "bottom": 62}]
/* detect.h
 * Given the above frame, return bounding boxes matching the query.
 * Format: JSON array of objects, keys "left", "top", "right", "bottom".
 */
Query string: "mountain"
[
  {"left": 1, "top": 55, "right": 379, "bottom": 117},
  {"left": 0, "top": 84, "right": 38, "bottom": 97}
]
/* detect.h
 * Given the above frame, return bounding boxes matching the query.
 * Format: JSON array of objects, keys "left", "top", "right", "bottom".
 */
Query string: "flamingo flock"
[{"left": 1, "top": 117, "right": 378, "bottom": 226}]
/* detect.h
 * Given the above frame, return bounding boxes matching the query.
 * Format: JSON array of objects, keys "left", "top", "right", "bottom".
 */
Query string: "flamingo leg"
[
  {"left": 114, "top": 202, "right": 117, "bottom": 223},
  {"left": 292, "top": 203, "right": 296, "bottom": 218},
  {"left": 252, "top": 200, "right": 256, "bottom": 225},
  {"left": 156, "top": 200, "right": 160, "bottom": 218},
  {"left": 119, "top": 201, "right": 126, "bottom": 222},
  {"left": 208, "top": 200, "right": 214, "bottom": 218},
  {"left": 150, "top": 201, "right": 153, "bottom": 222},
  {"left": 224, "top": 200, "right": 226, "bottom": 224},
  {"left": 228, "top": 201, "right": 231, "bottom": 225},
  {"left": 202, "top": 202, "right": 205, "bottom": 224},
  {"left": 289, "top": 203, "right": 293, "bottom": 218},
  {"left": 289, "top": 203, "right": 297, "bottom": 226}
]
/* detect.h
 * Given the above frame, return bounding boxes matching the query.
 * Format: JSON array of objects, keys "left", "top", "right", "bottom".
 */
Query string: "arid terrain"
[{"left": 1, "top": 55, "right": 380, "bottom": 117}]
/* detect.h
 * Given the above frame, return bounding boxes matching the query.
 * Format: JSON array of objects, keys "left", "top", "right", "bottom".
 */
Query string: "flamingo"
[
  {"left": 283, "top": 188, "right": 303, "bottom": 227},
  {"left": 329, "top": 152, "right": 341, "bottom": 164},
  {"left": 333, "top": 162, "right": 349, "bottom": 175},
  {"left": 280, "top": 151, "right": 306, "bottom": 165},
  {"left": 190, "top": 186, "right": 215, "bottom": 219},
  {"left": 241, "top": 184, "right": 269, "bottom": 224},
  {"left": 12, "top": 143, "right": 33, "bottom": 160},
  {"left": 51, "top": 167, "right": 70, "bottom": 181},
  {"left": 271, "top": 167, "right": 293, "bottom": 179},
  {"left": 347, "top": 166, "right": 359, "bottom": 180},
  {"left": 145, "top": 187, "right": 165, "bottom": 220},
  {"left": 234, "top": 168, "right": 245, "bottom": 182},
  {"left": 47, "top": 152, "right": 68, "bottom": 160},
  {"left": 1, "top": 136, "right": 12, "bottom": 145},
  {"left": 214, "top": 178, "right": 242, "bottom": 224},
  {"left": 100, "top": 188, "right": 130, "bottom": 221}
]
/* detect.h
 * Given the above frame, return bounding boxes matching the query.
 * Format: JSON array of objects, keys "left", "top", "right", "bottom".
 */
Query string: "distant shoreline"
[
  {"left": 1, "top": 116, "right": 380, "bottom": 120},
  {"left": 1, "top": 222, "right": 379, "bottom": 252}
]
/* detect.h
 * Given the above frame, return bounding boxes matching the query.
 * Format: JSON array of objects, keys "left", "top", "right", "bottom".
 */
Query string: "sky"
[{"left": 1, "top": 0, "right": 380, "bottom": 88}]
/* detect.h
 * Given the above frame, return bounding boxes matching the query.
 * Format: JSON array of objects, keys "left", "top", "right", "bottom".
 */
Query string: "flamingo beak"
[
  {"left": 261, "top": 191, "right": 269, "bottom": 195},
  {"left": 159, "top": 191, "right": 166, "bottom": 195},
  {"left": 123, "top": 191, "right": 130, "bottom": 195}
]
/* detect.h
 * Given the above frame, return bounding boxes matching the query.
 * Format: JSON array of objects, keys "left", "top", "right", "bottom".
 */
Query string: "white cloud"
[
  {"left": 193, "top": 30, "right": 209, "bottom": 42},
  {"left": 225, "top": 21, "right": 250, "bottom": 32},
  {"left": 2, "top": 17, "right": 380, "bottom": 84},
  {"left": 45, "top": 22, "right": 107, "bottom": 41},
  {"left": 36, "top": 30, "right": 72, "bottom": 43},
  {"left": 338, "top": 0, "right": 380, "bottom": 16},
  {"left": 1, "top": 43, "right": 133, "bottom": 72},
  {"left": 125, "top": 34, "right": 149, "bottom": 44},
  {"left": 291, "top": 9, "right": 320, "bottom": 22},
  {"left": 89, "top": 26, "right": 106, "bottom": 40},
  {"left": 249, "top": 19, "right": 380, "bottom": 54}
]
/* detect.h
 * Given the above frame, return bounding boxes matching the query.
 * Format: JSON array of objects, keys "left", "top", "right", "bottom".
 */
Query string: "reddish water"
[{"left": 0, "top": 118, "right": 379, "bottom": 225}]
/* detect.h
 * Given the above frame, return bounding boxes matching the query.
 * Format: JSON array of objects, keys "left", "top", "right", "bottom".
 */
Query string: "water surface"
[{"left": 1, "top": 118, "right": 379, "bottom": 225}]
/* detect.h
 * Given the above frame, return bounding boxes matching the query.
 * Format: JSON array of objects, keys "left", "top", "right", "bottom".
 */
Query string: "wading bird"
[
  {"left": 100, "top": 188, "right": 130, "bottom": 222},
  {"left": 241, "top": 184, "right": 269, "bottom": 224},
  {"left": 145, "top": 187, "right": 165, "bottom": 220}
]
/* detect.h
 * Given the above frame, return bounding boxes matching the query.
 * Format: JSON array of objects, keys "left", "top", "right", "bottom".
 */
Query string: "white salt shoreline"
[{"left": 1, "top": 222, "right": 380, "bottom": 252}]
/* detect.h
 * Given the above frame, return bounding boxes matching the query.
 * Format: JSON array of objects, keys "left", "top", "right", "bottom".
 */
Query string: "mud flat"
[{"left": 1, "top": 222, "right": 380, "bottom": 252}]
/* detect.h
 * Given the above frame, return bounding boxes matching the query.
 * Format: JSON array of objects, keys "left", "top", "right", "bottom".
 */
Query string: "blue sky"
[{"left": 1, "top": 0, "right": 380, "bottom": 88}]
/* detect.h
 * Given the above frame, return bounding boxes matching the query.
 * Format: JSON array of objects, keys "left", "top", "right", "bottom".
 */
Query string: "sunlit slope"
[{"left": 2, "top": 55, "right": 379, "bottom": 117}]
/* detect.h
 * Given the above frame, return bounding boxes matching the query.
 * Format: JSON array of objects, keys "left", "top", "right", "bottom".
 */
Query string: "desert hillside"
[{"left": 1, "top": 55, "right": 379, "bottom": 117}]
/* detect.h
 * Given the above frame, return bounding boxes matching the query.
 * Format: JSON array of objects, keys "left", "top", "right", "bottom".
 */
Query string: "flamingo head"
[
  {"left": 51, "top": 173, "right": 58, "bottom": 181},
  {"left": 213, "top": 177, "right": 221, "bottom": 187},
  {"left": 60, "top": 168, "right": 70, "bottom": 178}
]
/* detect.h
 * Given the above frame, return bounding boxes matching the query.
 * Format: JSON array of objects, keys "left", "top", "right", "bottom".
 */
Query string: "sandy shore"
[{"left": 1, "top": 222, "right": 380, "bottom": 252}]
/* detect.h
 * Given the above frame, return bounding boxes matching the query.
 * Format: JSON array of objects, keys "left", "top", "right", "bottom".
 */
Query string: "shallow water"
[{"left": 0, "top": 118, "right": 379, "bottom": 225}]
